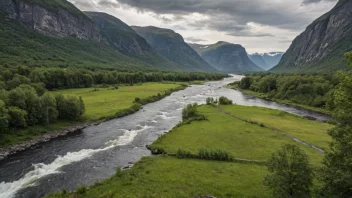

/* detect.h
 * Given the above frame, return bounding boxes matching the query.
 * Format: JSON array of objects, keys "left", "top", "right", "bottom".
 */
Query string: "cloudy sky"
[{"left": 69, "top": 0, "right": 338, "bottom": 53}]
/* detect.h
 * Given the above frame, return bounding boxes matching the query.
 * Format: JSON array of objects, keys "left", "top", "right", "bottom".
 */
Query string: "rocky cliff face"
[
  {"left": 86, "top": 12, "right": 180, "bottom": 70},
  {"left": 272, "top": 0, "right": 352, "bottom": 73},
  {"left": 0, "top": 0, "right": 102, "bottom": 41},
  {"left": 86, "top": 12, "right": 155, "bottom": 56},
  {"left": 192, "top": 42, "right": 263, "bottom": 73},
  {"left": 133, "top": 26, "right": 217, "bottom": 72}
]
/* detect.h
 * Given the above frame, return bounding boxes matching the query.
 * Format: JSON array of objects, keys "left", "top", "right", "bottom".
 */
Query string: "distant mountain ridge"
[
  {"left": 132, "top": 26, "right": 217, "bottom": 72},
  {"left": 0, "top": 0, "right": 215, "bottom": 72},
  {"left": 85, "top": 12, "right": 180, "bottom": 70},
  {"left": 272, "top": 0, "right": 352, "bottom": 73},
  {"left": 249, "top": 52, "right": 284, "bottom": 70},
  {"left": 190, "top": 42, "right": 263, "bottom": 73}
]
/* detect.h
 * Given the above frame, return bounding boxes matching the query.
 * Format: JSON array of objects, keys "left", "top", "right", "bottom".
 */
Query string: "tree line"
[
  {"left": 0, "top": 65, "right": 228, "bottom": 91},
  {"left": 0, "top": 65, "right": 227, "bottom": 133},
  {"left": 237, "top": 73, "right": 340, "bottom": 109}
]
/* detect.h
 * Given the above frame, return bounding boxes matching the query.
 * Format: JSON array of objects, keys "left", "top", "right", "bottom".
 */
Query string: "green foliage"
[
  {"left": 55, "top": 95, "right": 85, "bottom": 121},
  {"left": 198, "top": 148, "right": 233, "bottom": 161},
  {"left": 176, "top": 148, "right": 193, "bottom": 159},
  {"left": 238, "top": 73, "right": 338, "bottom": 109},
  {"left": 319, "top": 53, "right": 352, "bottom": 197},
  {"left": 8, "top": 106, "right": 28, "bottom": 128},
  {"left": 264, "top": 144, "right": 313, "bottom": 198},
  {"left": 182, "top": 103, "right": 206, "bottom": 122},
  {"left": 218, "top": 96, "right": 233, "bottom": 105},
  {"left": 0, "top": 100, "right": 9, "bottom": 132},
  {"left": 176, "top": 148, "right": 233, "bottom": 162},
  {"left": 206, "top": 97, "right": 216, "bottom": 105},
  {"left": 75, "top": 185, "right": 87, "bottom": 194},
  {"left": 239, "top": 77, "right": 251, "bottom": 89}
]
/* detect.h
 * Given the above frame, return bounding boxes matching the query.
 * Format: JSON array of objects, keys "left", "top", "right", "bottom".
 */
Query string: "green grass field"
[
  {"left": 0, "top": 83, "right": 184, "bottom": 149},
  {"left": 217, "top": 105, "right": 332, "bottom": 150},
  {"left": 152, "top": 105, "right": 331, "bottom": 165},
  {"left": 47, "top": 156, "right": 270, "bottom": 198},
  {"left": 51, "top": 83, "right": 183, "bottom": 120},
  {"left": 46, "top": 104, "right": 332, "bottom": 198}
]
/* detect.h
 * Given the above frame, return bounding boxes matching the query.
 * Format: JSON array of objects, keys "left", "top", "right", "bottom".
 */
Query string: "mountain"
[
  {"left": 0, "top": 0, "right": 102, "bottom": 41},
  {"left": 248, "top": 54, "right": 268, "bottom": 70},
  {"left": 132, "top": 26, "right": 217, "bottom": 72},
  {"left": 189, "top": 42, "right": 263, "bottom": 73},
  {"left": 271, "top": 0, "right": 352, "bottom": 73},
  {"left": 249, "top": 52, "right": 284, "bottom": 70},
  {"left": 0, "top": 0, "right": 162, "bottom": 70},
  {"left": 85, "top": 12, "right": 180, "bottom": 71}
]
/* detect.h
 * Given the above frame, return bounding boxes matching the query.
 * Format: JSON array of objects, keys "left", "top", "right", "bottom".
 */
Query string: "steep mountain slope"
[
  {"left": 0, "top": 0, "right": 161, "bottom": 70},
  {"left": 190, "top": 42, "right": 263, "bottom": 73},
  {"left": 272, "top": 0, "right": 352, "bottom": 73},
  {"left": 0, "top": 16, "right": 154, "bottom": 70},
  {"left": 249, "top": 52, "right": 283, "bottom": 70},
  {"left": 85, "top": 12, "right": 180, "bottom": 70},
  {"left": 132, "top": 26, "right": 217, "bottom": 72},
  {"left": 0, "top": 0, "right": 102, "bottom": 41}
]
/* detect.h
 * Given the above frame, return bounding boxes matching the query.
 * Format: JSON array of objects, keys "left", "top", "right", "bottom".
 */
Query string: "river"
[{"left": 0, "top": 75, "right": 330, "bottom": 198}]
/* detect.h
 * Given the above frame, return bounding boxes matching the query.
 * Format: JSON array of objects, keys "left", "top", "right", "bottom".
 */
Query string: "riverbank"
[
  {"left": 46, "top": 104, "right": 332, "bottom": 198},
  {"left": 226, "top": 84, "right": 332, "bottom": 115},
  {"left": 0, "top": 82, "right": 188, "bottom": 161}
]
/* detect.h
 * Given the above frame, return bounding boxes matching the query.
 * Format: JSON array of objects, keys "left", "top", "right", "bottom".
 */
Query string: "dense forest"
[
  {"left": 234, "top": 73, "right": 341, "bottom": 110},
  {"left": 0, "top": 65, "right": 227, "bottom": 133}
]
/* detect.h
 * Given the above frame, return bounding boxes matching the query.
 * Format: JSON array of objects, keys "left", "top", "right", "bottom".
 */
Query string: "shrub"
[
  {"left": 76, "top": 185, "right": 87, "bottom": 194},
  {"left": 219, "top": 96, "right": 233, "bottom": 105},
  {"left": 198, "top": 148, "right": 233, "bottom": 161},
  {"left": 182, "top": 103, "right": 206, "bottom": 122},
  {"left": 206, "top": 97, "right": 216, "bottom": 105},
  {"left": 176, "top": 149, "right": 193, "bottom": 159}
]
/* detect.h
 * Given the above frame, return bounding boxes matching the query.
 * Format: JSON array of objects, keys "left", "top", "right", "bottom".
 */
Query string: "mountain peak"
[{"left": 272, "top": 0, "right": 352, "bottom": 73}]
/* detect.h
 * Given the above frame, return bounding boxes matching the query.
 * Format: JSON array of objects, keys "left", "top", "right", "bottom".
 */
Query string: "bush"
[
  {"left": 8, "top": 106, "right": 27, "bottom": 128},
  {"left": 206, "top": 97, "right": 216, "bottom": 105},
  {"left": 182, "top": 103, "right": 206, "bottom": 122},
  {"left": 219, "top": 96, "right": 233, "bottom": 105},
  {"left": 176, "top": 149, "right": 193, "bottom": 159},
  {"left": 76, "top": 185, "right": 87, "bottom": 194},
  {"left": 198, "top": 148, "right": 233, "bottom": 161}
]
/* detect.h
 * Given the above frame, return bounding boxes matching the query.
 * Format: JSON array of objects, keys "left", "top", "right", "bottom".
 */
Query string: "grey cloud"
[
  {"left": 70, "top": 0, "right": 96, "bottom": 10},
  {"left": 98, "top": 0, "right": 120, "bottom": 8},
  {"left": 302, "top": 0, "right": 337, "bottom": 5},
  {"left": 114, "top": 0, "right": 312, "bottom": 30},
  {"left": 185, "top": 37, "right": 206, "bottom": 43}
]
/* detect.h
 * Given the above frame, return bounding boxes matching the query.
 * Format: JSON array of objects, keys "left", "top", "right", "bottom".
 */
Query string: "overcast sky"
[{"left": 69, "top": 0, "right": 338, "bottom": 53}]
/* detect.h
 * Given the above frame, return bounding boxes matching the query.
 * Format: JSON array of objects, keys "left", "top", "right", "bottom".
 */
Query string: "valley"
[
  {"left": 0, "top": 75, "right": 333, "bottom": 198},
  {"left": 45, "top": 98, "right": 332, "bottom": 198},
  {"left": 0, "top": 0, "right": 351, "bottom": 197}
]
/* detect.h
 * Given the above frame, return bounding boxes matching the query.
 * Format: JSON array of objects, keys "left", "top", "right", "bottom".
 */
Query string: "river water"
[{"left": 0, "top": 75, "right": 330, "bottom": 198}]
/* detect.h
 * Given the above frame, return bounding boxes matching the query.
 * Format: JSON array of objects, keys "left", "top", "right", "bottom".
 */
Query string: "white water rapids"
[{"left": 0, "top": 125, "right": 152, "bottom": 198}]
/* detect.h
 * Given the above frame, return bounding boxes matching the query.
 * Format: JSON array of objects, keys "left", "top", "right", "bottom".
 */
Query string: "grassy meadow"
[
  {"left": 51, "top": 83, "right": 183, "bottom": 120},
  {"left": 46, "top": 104, "right": 332, "bottom": 198},
  {"left": 0, "top": 83, "right": 185, "bottom": 149}
]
